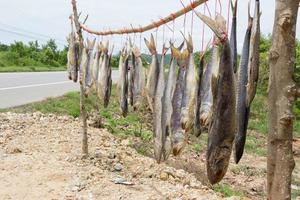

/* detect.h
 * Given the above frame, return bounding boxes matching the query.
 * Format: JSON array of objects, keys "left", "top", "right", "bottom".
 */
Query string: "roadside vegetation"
[{"left": 0, "top": 40, "right": 67, "bottom": 72}]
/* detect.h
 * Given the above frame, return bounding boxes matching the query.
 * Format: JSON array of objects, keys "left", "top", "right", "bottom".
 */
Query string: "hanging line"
[
  {"left": 139, "top": 25, "right": 142, "bottom": 50},
  {"left": 205, "top": 2, "right": 212, "bottom": 18},
  {"left": 215, "top": 0, "right": 218, "bottom": 16},
  {"left": 171, "top": 13, "right": 176, "bottom": 42},
  {"left": 218, "top": 0, "right": 222, "bottom": 15},
  {"left": 189, "top": 0, "right": 195, "bottom": 36},
  {"left": 162, "top": 24, "right": 165, "bottom": 45},
  {"left": 179, "top": 0, "right": 187, "bottom": 36},
  {"left": 201, "top": 4, "right": 206, "bottom": 51},
  {"left": 226, "top": 0, "right": 231, "bottom": 33},
  {"left": 155, "top": 27, "right": 158, "bottom": 48}
]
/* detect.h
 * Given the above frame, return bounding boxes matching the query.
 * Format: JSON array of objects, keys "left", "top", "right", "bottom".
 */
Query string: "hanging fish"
[
  {"left": 171, "top": 61, "right": 186, "bottom": 156},
  {"left": 200, "top": 43, "right": 220, "bottom": 127},
  {"left": 104, "top": 48, "right": 113, "bottom": 108},
  {"left": 118, "top": 48, "right": 129, "bottom": 117},
  {"left": 132, "top": 46, "right": 145, "bottom": 110},
  {"left": 196, "top": 13, "right": 236, "bottom": 185},
  {"left": 193, "top": 55, "right": 204, "bottom": 137},
  {"left": 229, "top": 0, "right": 238, "bottom": 73},
  {"left": 160, "top": 42, "right": 179, "bottom": 161},
  {"left": 246, "top": 0, "right": 260, "bottom": 107},
  {"left": 91, "top": 43, "right": 102, "bottom": 90},
  {"left": 144, "top": 34, "right": 159, "bottom": 112},
  {"left": 235, "top": 15, "right": 253, "bottom": 164},
  {"left": 67, "top": 19, "right": 79, "bottom": 82},
  {"left": 79, "top": 38, "right": 95, "bottom": 96},
  {"left": 97, "top": 41, "right": 112, "bottom": 107},
  {"left": 153, "top": 45, "right": 167, "bottom": 163},
  {"left": 180, "top": 36, "right": 197, "bottom": 133}
]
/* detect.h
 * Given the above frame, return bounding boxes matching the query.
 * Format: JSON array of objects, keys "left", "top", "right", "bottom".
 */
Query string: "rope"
[
  {"left": 80, "top": 0, "right": 207, "bottom": 36},
  {"left": 180, "top": 0, "right": 187, "bottom": 37},
  {"left": 226, "top": 0, "right": 231, "bottom": 33},
  {"left": 190, "top": 0, "right": 194, "bottom": 36},
  {"left": 201, "top": 4, "right": 206, "bottom": 51}
]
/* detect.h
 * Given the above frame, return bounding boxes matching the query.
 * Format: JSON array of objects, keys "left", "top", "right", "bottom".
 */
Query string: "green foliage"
[
  {"left": 0, "top": 40, "right": 68, "bottom": 70},
  {"left": 213, "top": 183, "right": 244, "bottom": 197}
]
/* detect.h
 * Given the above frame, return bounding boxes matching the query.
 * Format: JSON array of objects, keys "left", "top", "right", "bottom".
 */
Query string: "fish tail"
[
  {"left": 144, "top": 34, "right": 157, "bottom": 55},
  {"left": 234, "top": 106, "right": 250, "bottom": 164},
  {"left": 87, "top": 38, "right": 96, "bottom": 50},
  {"left": 231, "top": 0, "right": 237, "bottom": 17}
]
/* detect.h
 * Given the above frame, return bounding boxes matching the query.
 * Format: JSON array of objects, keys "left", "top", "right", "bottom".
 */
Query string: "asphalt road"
[{"left": 0, "top": 71, "right": 118, "bottom": 109}]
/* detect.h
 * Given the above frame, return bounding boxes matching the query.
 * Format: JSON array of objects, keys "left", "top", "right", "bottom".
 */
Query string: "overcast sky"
[{"left": 1, "top": 0, "right": 300, "bottom": 53}]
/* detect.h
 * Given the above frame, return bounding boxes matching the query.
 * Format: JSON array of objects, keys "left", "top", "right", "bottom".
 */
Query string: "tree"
[{"left": 267, "top": 0, "right": 300, "bottom": 199}]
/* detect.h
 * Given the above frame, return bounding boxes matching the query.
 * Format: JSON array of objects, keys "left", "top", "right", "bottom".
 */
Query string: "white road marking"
[{"left": 0, "top": 81, "right": 72, "bottom": 91}]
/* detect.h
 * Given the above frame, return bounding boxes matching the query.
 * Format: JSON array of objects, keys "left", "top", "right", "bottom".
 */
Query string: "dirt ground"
[{"left": 0, "top": 112, "right": 299, "bottom": 200}]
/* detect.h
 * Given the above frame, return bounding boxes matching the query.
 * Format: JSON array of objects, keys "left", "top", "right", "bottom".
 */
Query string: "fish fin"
[
  {"left": 195, "top": 12, "right": 227, "bottom": 43},
  {"left": 215, "top": 14, "right": 227, "bottom": 34},
  {"left": 231, "top": 0, "right": 237, "bottom": 17},
  {"left": 132, "top": 46, "right": 141, "bottom": 57},
  {"left": 87, "top": 38, "right": 96, "bottom": 50},
  {"left": 171, "top": 45, "right": 181, "bottom": 59},
  {"left": 177, "top": 41, "right": 185, "bottom": 51},
  {"left": 144, "top": 34, "right": 157, "bottom": 55},
  {"left": 162, "top": 44, "right": 169, "bottom": 55},
  {"left": 248, "top": 0, "right": 252, "bottom": 20},
  {"left": 186, "top": 34, "right": 194, "bottom": 53}
]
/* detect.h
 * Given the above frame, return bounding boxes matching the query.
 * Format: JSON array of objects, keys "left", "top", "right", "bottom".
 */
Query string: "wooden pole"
[
  {"left": 71, "top": 0, "right": 88, "bottom": 157},
  {"left": 267, "top": 0, "right": 299, "bottom": 198},
  {"left": 80, "top": 0, "right": 207, "bottom": 36}
]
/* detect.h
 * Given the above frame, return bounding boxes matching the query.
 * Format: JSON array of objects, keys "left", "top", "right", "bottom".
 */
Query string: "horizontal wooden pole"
[{"left": 80, "top": 0, "right": 207, "bottom": 35}]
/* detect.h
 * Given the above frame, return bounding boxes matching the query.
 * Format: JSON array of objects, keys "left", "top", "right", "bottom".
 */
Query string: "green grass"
[
  {"left": 0, "top": 65, "right": 66, "bottom": 72},
  {"left": 3, "top": 84, "right": 300, "bottom": 158},
  {"left": 5, "top": 85, "right": 154, "bottom": 142},
  {"left": 213, "top": 183, "right": 244, "bottom": 197}
]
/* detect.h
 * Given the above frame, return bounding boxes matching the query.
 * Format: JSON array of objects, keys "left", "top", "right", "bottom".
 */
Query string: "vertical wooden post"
[
  {"left": 268, "top": 0, "right": 299, "bottom": 199},
  {"left": 71, "top": 0, "right": 88, "bottom": 157}
]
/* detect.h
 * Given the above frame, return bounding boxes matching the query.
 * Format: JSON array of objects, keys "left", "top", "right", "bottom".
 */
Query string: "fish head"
[
  {"left": 207, "top": 145, "right": 231, "bottom": 184},
  {"left": 172, "top": 130, "right": 186, "bottom": 156},
  {"left": 185, "top": 34, "right": 194, "bottom": 53},
  {"left": 154, "top": 140, "right": 163, "bottom": 163}
]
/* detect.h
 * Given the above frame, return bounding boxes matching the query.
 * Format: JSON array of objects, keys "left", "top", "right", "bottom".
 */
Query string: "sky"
[{"left": 0, "top": 0, "right": 300, "bottom": 53}]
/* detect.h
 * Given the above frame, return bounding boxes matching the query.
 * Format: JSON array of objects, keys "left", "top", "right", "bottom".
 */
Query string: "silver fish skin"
[
  {"left": 229, "top": 0, "right": 238, "bottom": 73},
  {"left": 207, "top": 40, "right": 236, "bottom": 185},
  {"left": 161, "top": 44, "right": 178, "bottom": 160},
  {"left": 200, "top": 45, "right": 219, "bottom": 127},
  {"left": 84, "top": 38, "right": 96, "bottom": 96},
  {"left": 246, "top": 0, "right": 260, "bottom": 107},
  {"left": 235, "top": 18, "right": 253, "bottom": 164},
  {"left": 153, "top": 46, "right": 166, "bottom": 163},
  {"left": 144, "top": 34, "right": 159, "bottom": 112},
  {"left": 193, "top": 56, "right": 204, "bottom": 137},
  {"left": 67, "top": 31, "right": 79, "bottom": 82},
  {"left": 91, "top": 43, "right": 102, "bottom": 90},
  {"left": 181, "top": 36, "right": 197, "bottom": 133},
  {"left": 97, "top": 41, "right": 110, "bottom": 100},
  {"left": 118, "top": 48, "right": 129, "bottom": 117},
  {"left": 79, "top": 46, "right": 88, "bottom": 86},
  {"left": 197, "top": 13, "right": 236, "bottom": 185},
  {"left": 171, "top": 65, "right": 186, "bottom": 156},
  {"left": 132, "top": 46, "right": 145, "bottom": 111}
]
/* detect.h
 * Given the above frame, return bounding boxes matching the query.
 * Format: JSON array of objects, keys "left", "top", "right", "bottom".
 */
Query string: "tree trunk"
[
  {"left": 71, "top": 0, "right": 88, "bottom": 157},
  {"left": 268, "top": 0, "right": 299, "bottom": 199}
]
